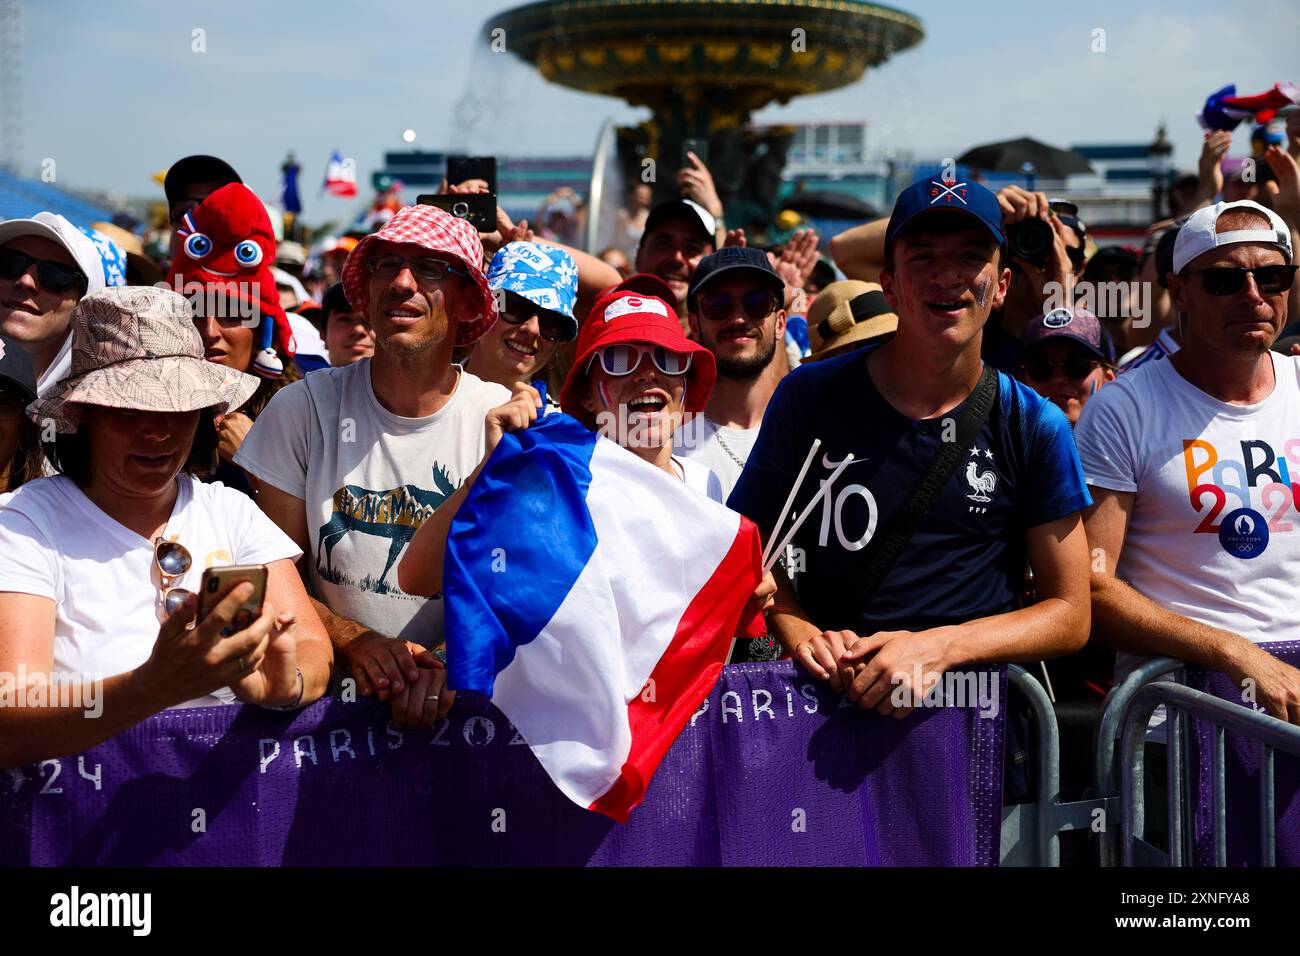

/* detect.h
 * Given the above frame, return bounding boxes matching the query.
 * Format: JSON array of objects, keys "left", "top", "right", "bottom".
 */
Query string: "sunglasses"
[
  {"left": 155, "top": 538, "right": 194, "bottom": 618},
  {"left": 1187, "top": 264, "right": 1297, "bottom": 297},
  {"left": 367, "top": 254, "right": 471, "bottom": 285},
  {"left": 698, "top": 289, "right": 779, "bottom": 323},
  {"left": 0, "top": 247, "right": 87, "bottom": 295},
  {"left": 1021, "top": 355, "right": 1101, "bottom": 382},
  {"left": 588, "top": 344, "right": 693, "bottom": 377},
  {"left": 498, "top": 292, "right": 576, "bottom": 343}
]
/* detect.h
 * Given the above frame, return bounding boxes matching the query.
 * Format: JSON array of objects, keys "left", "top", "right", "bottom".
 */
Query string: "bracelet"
[{"left": 264, "top": 667, "right": 305, "bottom": 711}]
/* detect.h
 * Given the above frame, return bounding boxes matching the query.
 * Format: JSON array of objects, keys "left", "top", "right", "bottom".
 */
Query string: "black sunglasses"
[
  {"left": 698, "top": 289, "right": 778, "bottom": 323},
  {"left": 497, "top": 291, "right": 575, "bottom": 343},
  {"left": 1021, "top": 354, "right": 1101, "bottom": 382},
  {"left": 0, "top": 247, "right": 87, "bottom": 294},
  {"left": 1187, "top": 264, "right": 1297, "bottom": 297}
]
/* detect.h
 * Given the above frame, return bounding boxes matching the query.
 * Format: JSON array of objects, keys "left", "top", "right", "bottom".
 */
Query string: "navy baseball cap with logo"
[
  {"left": 885, "top": 175, "right": 1005, "bottom": 253},
  {"left": 688, "top": 245, "right": 784, "bottom": 308},
  {"left": 1021, "top": 306, "right": 1114, "bottom": 363}
]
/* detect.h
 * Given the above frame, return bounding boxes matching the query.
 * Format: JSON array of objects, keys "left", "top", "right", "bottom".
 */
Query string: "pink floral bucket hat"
[
  {"left": 340, "top": 203, "right": 497, "bottom": 348},
  {"left": 28, "top": 285, "right": 260, "bottom": 433}
]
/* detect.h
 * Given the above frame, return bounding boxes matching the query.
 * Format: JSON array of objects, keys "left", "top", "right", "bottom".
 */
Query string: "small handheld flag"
[{"left": 323, "top": 150, "right": 357, "bottom": 198}]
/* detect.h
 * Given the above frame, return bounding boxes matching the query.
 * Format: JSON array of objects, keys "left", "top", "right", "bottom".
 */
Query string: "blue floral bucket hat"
[{"left": 487, "top": 241, "right": 579, "bottom": 339}]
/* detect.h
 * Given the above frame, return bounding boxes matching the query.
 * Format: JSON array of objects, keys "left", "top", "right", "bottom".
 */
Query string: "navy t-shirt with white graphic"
[{"left": 728, "top": 348, "right": 1091, "bottom": 635}]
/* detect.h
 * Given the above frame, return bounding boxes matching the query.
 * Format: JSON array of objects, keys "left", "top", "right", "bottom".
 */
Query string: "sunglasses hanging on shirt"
[{"left": 154, "top": 538, "right": 194, "bottom": 618}]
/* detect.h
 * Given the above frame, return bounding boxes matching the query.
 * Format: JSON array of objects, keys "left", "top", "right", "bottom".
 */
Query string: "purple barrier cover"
[
  {"left": 1185, "top": 640, "right": 1300, "bottom": 866},
  {"left": 1, "top": 662, "right": 1005, "bottom": 867}
]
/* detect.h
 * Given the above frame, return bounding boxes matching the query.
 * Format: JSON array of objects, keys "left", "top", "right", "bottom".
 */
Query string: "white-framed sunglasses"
[{"left": 586, "top": 343, "right": 693, "bottom": 378}]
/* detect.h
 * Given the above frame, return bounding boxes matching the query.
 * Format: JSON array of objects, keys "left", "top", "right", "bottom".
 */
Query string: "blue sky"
[{"left": 13, "top": 0, "right": 1299, "bottom": 220}]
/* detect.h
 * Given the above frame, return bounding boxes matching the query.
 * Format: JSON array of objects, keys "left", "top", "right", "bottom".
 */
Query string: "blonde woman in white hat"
[{"left": 0, "top": 286, "right": 331, "bottom": 768}]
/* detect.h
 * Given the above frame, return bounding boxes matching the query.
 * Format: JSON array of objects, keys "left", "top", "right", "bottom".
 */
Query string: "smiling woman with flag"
[{"left": 398, "top": 290, "right": 774, "bottom": 820}]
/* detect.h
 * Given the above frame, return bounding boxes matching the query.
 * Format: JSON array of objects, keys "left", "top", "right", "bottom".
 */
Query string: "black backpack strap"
[{"left": 857, "top": 364, "right": 1001, "bottom": 603}]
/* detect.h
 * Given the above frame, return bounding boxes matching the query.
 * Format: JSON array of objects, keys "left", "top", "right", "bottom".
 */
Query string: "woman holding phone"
[{"left": 0, "top": 287, "right": 332, "bottom": 769}]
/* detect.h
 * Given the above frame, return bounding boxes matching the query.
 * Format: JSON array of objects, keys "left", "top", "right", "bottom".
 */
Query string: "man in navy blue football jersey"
[{"left": 729, "top": 176, "right": 1093, "bottom": 715}]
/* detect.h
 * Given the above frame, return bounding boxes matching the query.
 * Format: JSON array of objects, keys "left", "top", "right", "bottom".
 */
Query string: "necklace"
[{"left": 703, "top": 413, "right": 748, "bottom": 469}]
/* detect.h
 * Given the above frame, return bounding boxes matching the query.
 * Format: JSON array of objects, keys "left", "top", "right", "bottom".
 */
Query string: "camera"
[{"left": 1007, "top": 218, "right": 1054, "bottom": 266}]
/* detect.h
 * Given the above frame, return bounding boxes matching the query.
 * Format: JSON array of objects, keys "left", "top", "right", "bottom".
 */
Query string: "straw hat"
[
  {"left": 805, "top": 280, "right": 898, "bottom": 362},
  {"left": 28, "top": 286, "right": 260, "bottom": 433}
]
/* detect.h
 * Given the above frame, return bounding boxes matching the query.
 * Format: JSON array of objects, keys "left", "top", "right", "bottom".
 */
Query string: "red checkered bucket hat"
[{"left": 340, "top": 204, "right": 497, "bottom": 347}]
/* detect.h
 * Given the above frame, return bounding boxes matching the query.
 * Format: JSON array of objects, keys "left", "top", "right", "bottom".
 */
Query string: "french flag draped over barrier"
[{"left": 443, "top": 412, "right": 762, "bottom": 821}]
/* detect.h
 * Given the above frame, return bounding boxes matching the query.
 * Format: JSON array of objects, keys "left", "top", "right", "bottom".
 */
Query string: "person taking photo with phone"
[{"left": 0, "top": 287, "right": 331, "bottom": 769}]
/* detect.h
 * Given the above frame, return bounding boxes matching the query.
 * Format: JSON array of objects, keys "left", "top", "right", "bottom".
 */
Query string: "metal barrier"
[
  {"left": 999, "top": 664, "right": 1114, "bottom": 866},
  {"left": 1118, "top": 679, "right": 1300, "bottom": 866},
  {"left": 996, "top": 657, "right": 1300, "bottom": 866},
  {"left": 1090, "top": 657, "right": 1185, "bottom": 866}
]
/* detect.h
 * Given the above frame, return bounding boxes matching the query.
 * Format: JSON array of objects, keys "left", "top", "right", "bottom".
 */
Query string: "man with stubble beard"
[
  {"left": 235, "top": 205, "right": 511, "bottom": 731},
  {"left": 674, "top": 246, "right": 787, "bottom": 498}
]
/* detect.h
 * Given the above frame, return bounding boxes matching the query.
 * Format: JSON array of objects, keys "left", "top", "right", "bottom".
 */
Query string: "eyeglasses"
[
  {"left": 698, "top": 289, "right": 779, "bottom": 323},
  {"left": 498, "top": 292, "right": 576, "bottom": 343},
  {"left": 1065, "top": 245, "right": 1086, "bottom": 272},
  {"left": 367, "top": 254, "right": 471, "bottom": 285},
  {"left": 1187, "top": 264, "right": 1297, "bottom": 297},
  {"left": 155, "top": 538, "right": 194, "bottom": 618},
  {"left": 1021, "top": 355, "right": 1101, "bottom": 382},
  {"left": 588, "top": 343, "right": 693, "bottom": 377},
  {"left": 0, "top": 247, "right": 87, "bottom": 295}
]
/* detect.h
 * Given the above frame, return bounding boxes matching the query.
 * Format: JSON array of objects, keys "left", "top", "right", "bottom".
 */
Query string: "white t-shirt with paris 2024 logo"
[{"left": 1074, "top": 350, "right": 1300, "bottom": 682}]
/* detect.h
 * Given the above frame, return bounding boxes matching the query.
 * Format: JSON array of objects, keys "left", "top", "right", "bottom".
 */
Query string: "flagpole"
[
  {"left": 762, "top": 453, "right": 853, "bottom": 575},
  {"left": 760, "top": 438, "right": 821, "bottom": 569}
]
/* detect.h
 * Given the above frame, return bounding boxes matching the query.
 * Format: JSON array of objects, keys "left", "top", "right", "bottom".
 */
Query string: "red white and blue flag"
[
  {"left": 323, "top": 150, "right": 357, "bottom": 198},
  {"left": 443, "top": 412, "right": 761, "bottom": 822}
]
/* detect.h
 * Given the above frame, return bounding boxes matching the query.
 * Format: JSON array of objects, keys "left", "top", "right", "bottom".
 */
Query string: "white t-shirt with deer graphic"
[{"left": 235, "top": 359, "right": 509, "bottom": 646}]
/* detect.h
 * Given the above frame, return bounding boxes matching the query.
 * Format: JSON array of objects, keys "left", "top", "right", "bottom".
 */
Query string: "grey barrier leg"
[{"left": 1092, "top": 658, "right": 1184, "bottom": 866}]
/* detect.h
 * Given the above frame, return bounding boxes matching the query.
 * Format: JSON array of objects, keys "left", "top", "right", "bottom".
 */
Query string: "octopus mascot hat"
[{"left": 168, "top": 183, "right": 295, "bottom": 377}]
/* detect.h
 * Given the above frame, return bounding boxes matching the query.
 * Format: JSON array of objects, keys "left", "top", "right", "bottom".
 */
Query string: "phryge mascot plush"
[{"left": 168, "top": 183, "right": 295, "bottom": 377}]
